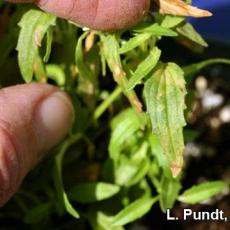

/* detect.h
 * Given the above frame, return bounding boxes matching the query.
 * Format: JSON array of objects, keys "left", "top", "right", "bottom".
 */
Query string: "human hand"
[
  {"left": 6, "top": 0, "right": 150, "bottom": 31},
  {"left": 0, "top": 83, "right": 74, "bottom": 207}
]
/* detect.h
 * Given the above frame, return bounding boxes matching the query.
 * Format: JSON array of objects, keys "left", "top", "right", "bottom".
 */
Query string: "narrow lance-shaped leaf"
[
  {"left": 43, "top": 27, "right": 53, "bottom": 63},
  {"left": 176, "top": 22, "right": 208, "bottom": 47},
  {"left": 178, "top": 181, "right": 229, "bottom": 204},
  {"left": 88, "top": 212, "right": 124, "bottom": 230},
  {"left": 127, "top": 46, "right": 161, "bottom": 90},
  {"left": 183, "top": 58, "right": 230, "bottom": 77},
  {"left": 144, "top": 63, "right": 187, "bottom": 177},
  {"left": 119, "top": 33, "right": 151, "bottom": 54},
  {"left": 54, "top": 134, "right": 82, "bottom": 218},
  {"left": 75, "top": 31, "right": 94, "bottom": 81},
  {"left": 24, "top": 203, "right": 52, "bottom": 224},
  {"left": 133, "top": 23, "right": 178, "bottom": 36},
  {"left": 68, "top": 182, "right": 120, "bottom": 203},
  {"left": 112, "top": 196, "right": 158, "bottom": 227},
  {"left": 161, "top": 15, "right": 184, "bottom": 29},
  {"left": 17, "top": 9, "right": 56, "bottom": 82},
  {"left": 159, "top": 175, "right": 181, "bottom": 212}
]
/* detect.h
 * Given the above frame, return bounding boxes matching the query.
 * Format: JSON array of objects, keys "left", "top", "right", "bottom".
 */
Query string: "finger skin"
[
  {"left": 35, "top": 0, "right": 150, "bottom": 31},
  {"left": 0, "top": 83, "right": 73, "bottom": 206},
  {"left": 6, "top": 0, "right": 150, "bottom": 31}
]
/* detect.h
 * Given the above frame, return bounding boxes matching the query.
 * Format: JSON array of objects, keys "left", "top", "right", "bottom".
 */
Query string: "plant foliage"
[{"left": 0, "top": 1, "right": 229, "bottom": 228}]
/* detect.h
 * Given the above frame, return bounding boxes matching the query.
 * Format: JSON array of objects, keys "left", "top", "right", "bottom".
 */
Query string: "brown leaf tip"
[
  {"left": 155, "top": 0, "right": 213, "bottom": 18},
  {"left": 170, "top": 163, "right": 182, "bottom": 177}
]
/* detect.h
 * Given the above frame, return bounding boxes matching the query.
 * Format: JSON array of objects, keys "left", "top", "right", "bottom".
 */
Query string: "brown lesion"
[
  {"left": 153, "top": 0, "right": 212, "bottom": 17},
  {"left": 170, "top": 162, "right": 182, "bottom": 177}
]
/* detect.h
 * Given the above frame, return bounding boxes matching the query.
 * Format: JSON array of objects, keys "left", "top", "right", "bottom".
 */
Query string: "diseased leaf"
[
  {"left": 178, "top": 181, "right": 229, "bottom": 204},
  {"left": 33, "top": 52, "right": 46, "bottom": 82},
  {"left": 17, "top": 9, "right": 56, "bottom": 82},
  {"left": 154, "top": 0, "right": 212, "bottom": 17},
  {"left": 176, "top": 22, "right": 208, "bottom": 47},
  {"left": 100, "top": 34, "right": 143, "bottom": 112},
  {"left": 127, "top": 46, "right": 161, "bottom": 90},
  {"left": 69, "top": 182, "right": 120, "bottom": 203},
  {"left": 112, "top": 196, "right": 158, "bottom": 227},
  {"left": 149, "top": 133, "right": 172, "bottom": 178},
  {"left": 144, "top": 63, "right": 187, "bottom": 177}
]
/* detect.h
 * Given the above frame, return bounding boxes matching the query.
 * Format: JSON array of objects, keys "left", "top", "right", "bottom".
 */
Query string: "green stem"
[{"left": 94, "top": 86, "right": 122, "bottom": 120}]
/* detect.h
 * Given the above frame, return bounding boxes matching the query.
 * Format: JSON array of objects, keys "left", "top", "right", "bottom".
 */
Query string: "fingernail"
[{"left": 38, "top": 91, "right": 74, "bottom": 150}]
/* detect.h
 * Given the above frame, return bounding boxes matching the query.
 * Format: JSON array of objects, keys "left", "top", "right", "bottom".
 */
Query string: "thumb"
[{"left": 0, "top": 83, "right": 74, "bottom": 206}]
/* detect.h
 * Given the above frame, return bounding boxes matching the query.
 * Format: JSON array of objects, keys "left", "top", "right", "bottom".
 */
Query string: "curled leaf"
[
  {"left": 154, "top": 0, "right": 212, "bottom": 18},
  {"left": 17, "top": 9, "right": 56, "bottom": 82}
]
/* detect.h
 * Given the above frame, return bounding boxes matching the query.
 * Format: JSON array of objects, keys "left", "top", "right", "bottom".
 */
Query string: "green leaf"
[
  {"left": 88, "top": 212, "right": 124, "bottom": 230},
  {"left": 176, "top": 22, "right": 208, "bottom": 47},
  {"left": 159, "top": 176, "right": 181, "bottom": 212},
  {"left": 54, "top": 134, "right": 82, "bottom": 218},
  {"left": 43, "top": 27, "right": 53, "bottom": 62},
  {"left": 24, "top": 202, "right": 52, "bottom": 224},
  {"left": 133, "top": 23, "right": 178, "bottom": 37},
  {"left": 112, "top": 196, "right": 158, "bottom": 227},
  {"left": 114, "top": 142, "right": 150, "bottom": 186},
  {"left": 46, "top": 64, "right": 66, "bottom": 86},
  {"left": 17, "top": 9, "right": 56, "bottom": 82},
  {"left": 127, "top": 46, "right": 161, "bottom": 90},
  {"left": 144, "top": 63, "right": 187, "bottom": 177},
  {"left": 75, "top": 32, "right": 94, "bottom": 81},
  {"left": 33, "top": 52, "right": 46, "bottom": 82},
  {"left": 161, "top": 15, "right": 184, "bottom": 29},
  {"left": 69, "top": 182, "right": 120, "bottom": 203},
  {"left": 63, "top": 192, "right": 80, "bottom": 219},
  {"left": 183, "top": 58, "right": 230, "bottom": 77},
  {"left": 109, "top": 109, "right": 144, "bottom": 160},
  {"left": 148, "top": 133, "right": 172, "bottom": 178},
  {"left": 101, "top": 34, "right": 122, "bottom": 70},
  {"left": 119, "top": 33, "right": 151, "bottom": 54},
  {"left": 100, "top": 34, "right": 143, "bottom": 112},
  {"left": 125, "top": 158, "right": 150, "bottom": 186},
  {"left": 178, "top": 181, "right": 229, "bottom": 204}
]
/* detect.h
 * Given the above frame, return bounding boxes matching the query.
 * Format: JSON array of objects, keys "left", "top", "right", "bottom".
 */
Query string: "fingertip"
[
  {"left": 0, "top": 83, "right": 74, "bottom": 206},
  {"left": 35, "top": 90, "right": 74, "bottom": 153}
]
